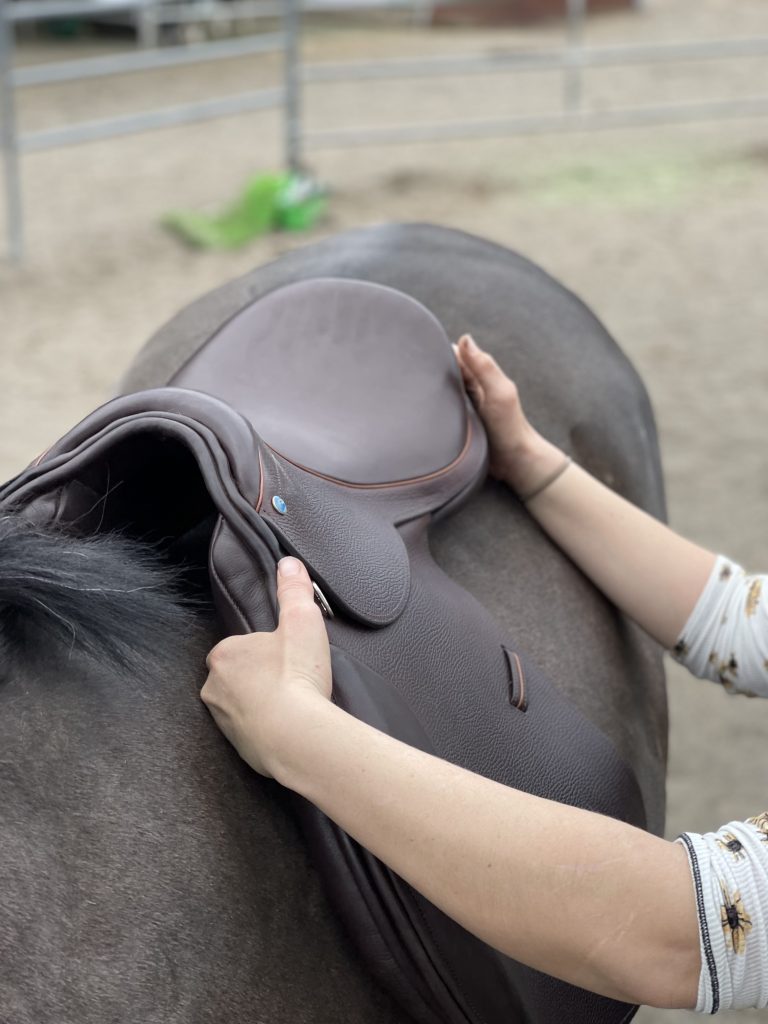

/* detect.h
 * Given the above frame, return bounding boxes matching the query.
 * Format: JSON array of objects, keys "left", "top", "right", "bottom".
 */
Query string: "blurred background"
[{"left": 1, "top": 1, "right": 767, "bottom": 1019}]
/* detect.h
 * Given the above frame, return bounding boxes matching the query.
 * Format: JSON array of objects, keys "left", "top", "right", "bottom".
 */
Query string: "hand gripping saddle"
[{"left": 1, "top": 280, "right": 644, "bottom": 1024}]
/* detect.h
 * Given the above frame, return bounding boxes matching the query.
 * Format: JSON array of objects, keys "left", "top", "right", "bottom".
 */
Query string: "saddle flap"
[{"left": 258, "top": 450, "right": 411, "bottom": 628}]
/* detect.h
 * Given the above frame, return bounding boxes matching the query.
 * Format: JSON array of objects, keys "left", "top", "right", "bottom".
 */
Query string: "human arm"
[
  {"left": 201, "top": 557, "right": 700, "bottom": 1010},
  {"left": 454, "top": 334, "right": 716, "bottom": 649},
  {"left": 670, "top": 554, "right": 768, "bottom": 695}
]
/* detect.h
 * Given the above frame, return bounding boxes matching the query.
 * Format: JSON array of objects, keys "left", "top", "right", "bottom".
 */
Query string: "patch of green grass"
[{"left": 517, "top": 149, "right": 758, "bottom": 208}]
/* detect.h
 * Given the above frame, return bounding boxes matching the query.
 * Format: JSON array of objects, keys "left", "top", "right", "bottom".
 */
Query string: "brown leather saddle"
[{"left": 1, "top": 279, "right": 643, "bottom": 1024}]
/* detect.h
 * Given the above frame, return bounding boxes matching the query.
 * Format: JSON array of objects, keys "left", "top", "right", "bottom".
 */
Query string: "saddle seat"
[
  {"left": 174, "top": 277, "right": 472, "bottom": 487},
  {"left": 0, "top": 279, "right": 643, "bottom": 1024}
]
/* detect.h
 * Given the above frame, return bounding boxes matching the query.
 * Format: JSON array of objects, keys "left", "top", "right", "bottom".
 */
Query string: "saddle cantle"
[{"left": 1, "top": 279, "right": 643, "bottom": 1024}]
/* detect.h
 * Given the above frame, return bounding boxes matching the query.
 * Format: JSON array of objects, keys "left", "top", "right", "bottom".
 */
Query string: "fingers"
[
  {"left": 453, "top": 339, "right": 485, "bottom": 405},
  {"left": 457, "top": 334, "right": 505, "bottom": 388},
  {"left": 202, "top": 558, "right": 332, "bottom": 715},
  {"left": 456, "top": 335, "right": 523, "bottom": 416}
]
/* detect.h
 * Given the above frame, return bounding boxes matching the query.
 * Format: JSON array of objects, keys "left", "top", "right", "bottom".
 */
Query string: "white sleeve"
[
  {"left": 677, "top": 816, "right": 768, "bottom": 1013},
  {"left": 671, "top": 555, "right": 768, "bottom": 698}
]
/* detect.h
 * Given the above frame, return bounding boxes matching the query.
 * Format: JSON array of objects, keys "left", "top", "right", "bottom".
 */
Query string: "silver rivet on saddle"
[
  {"left": 312, "top": 581, "right": 334, "bottom": 620},
  {"left": 271, "top": 495, "right": 288, "bottom": 515}
]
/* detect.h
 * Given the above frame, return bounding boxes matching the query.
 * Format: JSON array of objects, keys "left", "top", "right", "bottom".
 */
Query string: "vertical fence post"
[
  {"left": 282, "top": 0, "right": 302, "bottom": 173},
  {"left": 136, "top": 0, "right": 160, "bottom": 50},
  {"left": 0, "top": 0, "right": 23, "bottom": 264},
  {"left": 563, "top": 0, "right": 586, "bottom": 114}
]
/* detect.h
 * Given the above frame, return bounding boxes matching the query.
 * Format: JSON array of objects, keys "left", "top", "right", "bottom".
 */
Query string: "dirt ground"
[{"left": 1, "top": 0, "right": 767, "bottom": 1019}]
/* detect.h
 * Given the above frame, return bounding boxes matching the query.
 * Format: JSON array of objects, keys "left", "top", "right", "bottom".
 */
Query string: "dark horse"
[{"left": 0, "top": 225, "right": 668, "bottom": 1024}]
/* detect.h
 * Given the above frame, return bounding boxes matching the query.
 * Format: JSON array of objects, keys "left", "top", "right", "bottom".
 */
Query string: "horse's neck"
[{"left": 0, "top": 655, "right": 406, "bottom": 1024}]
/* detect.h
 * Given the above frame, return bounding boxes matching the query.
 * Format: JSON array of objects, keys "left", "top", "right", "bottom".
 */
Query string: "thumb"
[
  {"left": 275, "top": 556, "right": 332, "bottom": 691},
  {"left": 276, "top": 556, "right": 318, "bottom": 620},
  {"left": 276, "top": 557, "right": 328, "bottom": 657}
]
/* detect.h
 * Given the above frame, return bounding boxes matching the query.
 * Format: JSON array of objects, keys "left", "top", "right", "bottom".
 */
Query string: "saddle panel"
[
  {"left": 314, "top": 513, "right": 644, "bottom": 1024},
  {"left": 304, "top": 641, "right": 641, "bottom": 1024},
  {"left": 0, "top": 390, "right": 265, "bottom": 525}
]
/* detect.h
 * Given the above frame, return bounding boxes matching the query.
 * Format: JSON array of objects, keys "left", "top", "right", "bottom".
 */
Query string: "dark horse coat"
[{"left": 0, "top": 224, "right": 667, "bottom": 1024}]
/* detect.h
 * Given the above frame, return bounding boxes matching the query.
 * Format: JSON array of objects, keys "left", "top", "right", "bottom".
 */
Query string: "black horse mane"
[{"left": 0, "top": 513, "right": 212, "bottom": 683}]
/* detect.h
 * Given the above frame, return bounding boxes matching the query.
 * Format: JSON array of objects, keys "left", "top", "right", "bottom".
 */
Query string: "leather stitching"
[
  {"left": 265, "top": 418, "right": 475, "bottom": 491},
  {"left": 512, "top": 651, "right": 526, "bottom": 712},
  {"left": 255, "top": 448, "right": 264, "bottom": 513}
]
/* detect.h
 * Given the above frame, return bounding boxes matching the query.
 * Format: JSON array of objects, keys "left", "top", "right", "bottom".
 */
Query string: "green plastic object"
[
  {"left": 163, "top": 172, "right": 326, "bottom": 249},
  {"left": 274, "top": 175, "right": 327, "bottom": 232}
]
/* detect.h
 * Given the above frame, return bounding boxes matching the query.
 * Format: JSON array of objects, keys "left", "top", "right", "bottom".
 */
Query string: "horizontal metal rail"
[
  {"left": 305, "top": 94, "right": 768, "bottom": 147},
  {"left": 152, "top": 0, "right": 283, "bottom": 23},
  {"left": 20, "top": 85, "right": 282, "bottom": 150},
  {"left": 304, "top": 35, "right": 768, "bottom": 82},
  {"left": 102, "top": 0, "right": 416, "bottom": 26},
  {"left": 8, "top": 0, "right": 149, "bottom": 22},
  {"left": 7, "top": 0, "right": 415, "bottom": 22},
  {"left": 151, "top": 0, "right": 416, "bottom": 22},
  {"left": 302, "top": 0, "right": 417, "bottom": 7},
  {"left": 12, "top": 32, "right": 283, "bottom": 86}
]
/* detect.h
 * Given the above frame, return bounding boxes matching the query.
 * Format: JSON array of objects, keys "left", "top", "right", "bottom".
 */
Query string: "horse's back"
[
  {"left": 0, "top": 630, "right": 410, "bottom": 1024},
  {"left": 0, "top": 223, "right": 669, "bottom": 1024},
  {"left": 123, "top": 223, "right": 668, "bottom": 834}
]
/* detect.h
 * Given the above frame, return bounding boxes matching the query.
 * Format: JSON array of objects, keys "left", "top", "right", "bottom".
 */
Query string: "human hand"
[
  {"left": 454, "top": 334, "right": 564, "bottom": 497},
  {"left": 201, "top": 556, "right": 332, "bottom": 778}
]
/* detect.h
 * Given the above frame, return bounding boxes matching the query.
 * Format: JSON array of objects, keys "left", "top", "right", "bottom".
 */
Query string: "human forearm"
[
  {"left": 514, "top": 432, "right": 715, "bottom": 649},
  {"left": 274, "top": 693, "right": 699, "bottom": 1009},
  {"left": 455, "top": 336, "right": 716, "bottom": 649},
  {"left": 203, "top": 560, "right": 700, "bottom": 1008}
]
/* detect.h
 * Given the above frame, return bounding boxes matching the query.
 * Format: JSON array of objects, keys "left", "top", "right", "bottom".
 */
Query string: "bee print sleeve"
[
  {"left": 671, "top": 556, "right": 768, "bottom": 698},
  {"left": 677, "top": 816, "right": 768, "bottom": 1012}
]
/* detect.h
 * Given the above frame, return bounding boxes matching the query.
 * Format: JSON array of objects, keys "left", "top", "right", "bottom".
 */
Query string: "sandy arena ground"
[{"left": 1, "top": 0, "right": 767, "bottom": 1018}]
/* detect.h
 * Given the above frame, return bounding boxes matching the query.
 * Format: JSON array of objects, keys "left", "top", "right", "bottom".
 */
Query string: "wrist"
[
  {"left": 500, "top": 432, "right": 567, "bottom": 498},
  {"left": 267, "top": 691, "right": 345, "bottom": 792}
]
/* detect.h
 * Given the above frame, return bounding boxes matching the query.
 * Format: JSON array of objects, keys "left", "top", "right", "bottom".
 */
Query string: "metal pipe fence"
[
  {"left": 298, "top": 33, "right": 768, "bottom": 153},
  {"left": 300, "top": 37, "right": 768, "bottom": 84},
  {"left": 0, "top": 0, "right": 293, "bottom": 261},
  {"left": 2, "top": 0, "right": 768, "bottom": 263}
]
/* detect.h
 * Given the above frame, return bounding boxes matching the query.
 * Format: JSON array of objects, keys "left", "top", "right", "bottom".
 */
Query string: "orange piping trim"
[
  {"left": 265, "top": 419, "right": 475, "bottom": 491},
  {"left": 255, "top": 448, "right": 265, "bottom": 512},
  {"left": 512, "top": 651, "right": 526, "bottom": 710},
  {"left": 33, "top": 445, "right": 53, "bottom": 467}
]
